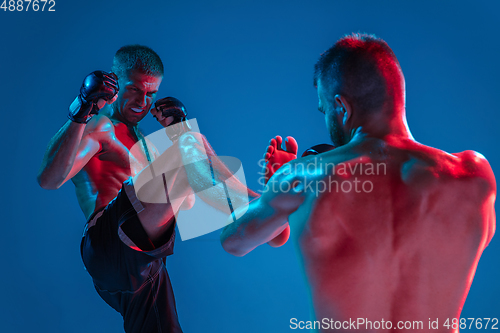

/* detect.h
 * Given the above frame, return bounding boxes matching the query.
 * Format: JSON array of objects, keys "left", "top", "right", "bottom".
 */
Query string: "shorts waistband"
[
  {"left": 123, "top": 177, "right": 145, "bottom": 214},
  {"left": 82, "top": 207, "right": 106, "bottom": 237},
  {"left": 87, "top": 208, "right": 106, "bottom": 228}
]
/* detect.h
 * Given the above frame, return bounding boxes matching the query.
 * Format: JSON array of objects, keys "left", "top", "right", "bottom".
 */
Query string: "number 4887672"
[{"left": 1, "top": 0, "right": 56, "bottom": 11}]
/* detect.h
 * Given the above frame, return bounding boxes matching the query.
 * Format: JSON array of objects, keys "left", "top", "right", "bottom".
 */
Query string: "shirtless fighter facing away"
[
  {"left": 37, "top": 45, "right": 199, "bottom": 332},
  {"left": 220, "top": 34, "right": 496, "bottom": 332}
]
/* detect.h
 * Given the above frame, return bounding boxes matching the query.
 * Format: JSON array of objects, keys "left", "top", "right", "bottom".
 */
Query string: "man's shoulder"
[
  {"left": 454, "top": 150, "right": 496, "bottom": 187},
  {"left": 84, "top": 114, "right": 116, "bottom": 137},
  {"left": 414, "top": 143, "right": 496, "bottom": 193}
]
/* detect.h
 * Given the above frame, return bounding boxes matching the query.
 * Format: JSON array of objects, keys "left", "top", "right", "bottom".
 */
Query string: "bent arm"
[
  {"left": 220, "top": 172, "right": 305, "bottom": 256},
  {"left": 37, "top": 119, "right": 100, "bottom": 189},
  {"left": 267, "top": 223, "right": 290, "bottom": 247}
]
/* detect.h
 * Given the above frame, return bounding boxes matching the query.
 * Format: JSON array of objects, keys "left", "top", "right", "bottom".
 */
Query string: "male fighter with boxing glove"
[
  {"left": 38, "top": 44, "right": 260, "bottom": 332},
  {"left": 221, "top": 34, "right": 496, "bottom": 331},
  {"left": 37, "top": 45, "right": 195, "bottom": 333}
]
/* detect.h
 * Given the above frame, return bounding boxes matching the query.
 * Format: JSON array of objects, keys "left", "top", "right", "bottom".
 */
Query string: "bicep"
[{"left": 64, "top": 135, "right": 101, "bottom": 182}]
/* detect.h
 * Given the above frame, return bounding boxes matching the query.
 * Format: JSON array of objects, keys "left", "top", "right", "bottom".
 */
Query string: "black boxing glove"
[
  {"left": 154, "top": 97, "right": 191, "bottom": 141},
  {"left": 155, "top": 97, "right": 187, "bottom": 124},
  {"left": 301, "top": 143, "right": 336, "bottom": 157},
  {"left": 68, "top": 70, "right": 119, "bottom": 124}
]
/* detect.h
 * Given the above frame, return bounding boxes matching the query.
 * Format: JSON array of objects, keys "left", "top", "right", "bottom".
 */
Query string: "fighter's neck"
[{"left": 348, "top": 113, "right": 414, "bottom": 144}]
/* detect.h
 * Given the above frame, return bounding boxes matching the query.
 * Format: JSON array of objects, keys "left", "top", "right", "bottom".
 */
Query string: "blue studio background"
[{"left": 0, "top": 0, "right": 498, "bottom": 332}]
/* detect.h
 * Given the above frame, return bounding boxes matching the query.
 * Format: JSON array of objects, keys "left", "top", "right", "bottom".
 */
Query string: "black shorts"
[{"left": 80, "top": 178, "right": 183, "bottom": 333}]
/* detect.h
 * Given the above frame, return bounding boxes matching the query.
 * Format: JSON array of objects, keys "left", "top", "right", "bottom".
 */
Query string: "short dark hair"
[
  {"left": 111, "top": 44, "right": 164, "bottom": 78},
  {"left": 314, "top": 33, "right": 403, "bottom": 112}
]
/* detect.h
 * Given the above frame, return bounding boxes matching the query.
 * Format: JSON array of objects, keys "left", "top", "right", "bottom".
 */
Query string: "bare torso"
[
  {"left": 287, "top": 136, "right": 495, "bottom": 332},
  {"left": 71, "top": 112, "right": 157, "bottom": 220}
]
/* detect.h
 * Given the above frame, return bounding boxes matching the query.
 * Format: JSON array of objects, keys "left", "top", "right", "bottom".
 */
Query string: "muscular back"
[
  {"left": 288, "top": 137, "right": 496, "bottom": 330},
  {"left": 71, "top": 112, "right": 156, "bottom": 219}
]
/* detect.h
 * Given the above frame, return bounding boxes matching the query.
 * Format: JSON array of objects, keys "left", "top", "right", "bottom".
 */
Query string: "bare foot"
[
  {"left": 261, "top": 135, "right": 298, "bottom": 248},
  {"left": 262, "top": 135, "right": 298, "bottom": 184}
]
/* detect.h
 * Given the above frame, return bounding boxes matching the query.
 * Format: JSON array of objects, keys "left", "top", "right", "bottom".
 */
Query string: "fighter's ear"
[{"left": 334, "top": 94, "right": 352, "bottom": 126}]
